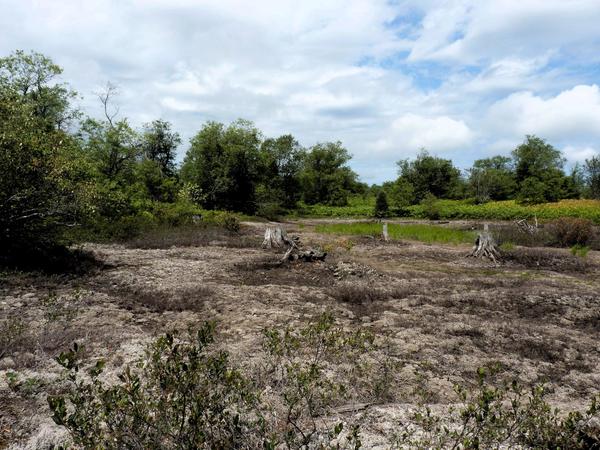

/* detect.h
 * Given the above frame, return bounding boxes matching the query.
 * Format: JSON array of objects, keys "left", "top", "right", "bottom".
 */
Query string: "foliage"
[
  {"left": 512, "top": 135, "right": 570, "bottom": 204},
  {"left": 300, "top": 141, "right": 360, "bottom": 206},
  {"left": 397, "top": 150, "right": 462, "bottom": 202},
  {"left": 258, "top": 134, "right": 305, "bottom": 210},
  {"left": 48, "top": 325, "right": 268, "bottom": 449},
  {"left": 315, "top": 222, "right": 475, "bottom": 245},
  {"left": 140, "top": 119, "right": 181, "bottom": 177},
  {"left": 571, "top": 244, "right": 590, "bottom": 258},
  {"left": 585, "top": 155, "right": 600, "bottom": 199},
  {"left": 547, "top": 217, "right": 595, "bottom": 247},
  {"left": 393, "top": 367, "right": 600, "bottom": 449},
  {"left": 420, "top": 193, "right": 441, "bottom": 220},
  {"left": 0, "top": 51, "right": 92, "bottom": 260},
  {"left": 373, "top": 191, "right": 389, "bottom": 218},
  {"left": 468, "top": 155, "right": 516, "bottom": 202},
  {"left": 48, "top": 316, "right": 372, "bottom": 449}
]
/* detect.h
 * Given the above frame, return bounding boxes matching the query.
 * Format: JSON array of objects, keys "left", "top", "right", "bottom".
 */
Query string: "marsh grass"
[{"left": 315, "top": 222, "right": 476, "bottom": 245}]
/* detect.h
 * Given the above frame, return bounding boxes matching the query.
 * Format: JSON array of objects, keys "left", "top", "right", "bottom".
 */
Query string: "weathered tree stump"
[
  {"left": 469, "top": 224, "right": 501, "bottom": 263},
  {"left": 262, "top": 226, "right": 326, "bottom": 263},
  {"left": 262, "top": 226, "right": 292, "bottom": 248},
  {"left": 382, "top": 222, "right": 389, "bottom": 241}
]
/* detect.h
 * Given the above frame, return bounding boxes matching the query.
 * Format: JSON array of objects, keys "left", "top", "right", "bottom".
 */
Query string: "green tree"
[
  {"left": 397, "top": 150, "right": 461, "bottom": 202},
  {"left": 140, "top": 119, "right": 181, "bottom": 177},
  {"left": 382, "top": 179, "right": 414, "bottom": 212},
  {"left": 0, "top": 52, "right": 91, "bottom": 258},
  {"left": 373, "top": 191, "right": 389, "bottom": 218},
  {"left": 0, "top": 50, "right": 78, "bottom": 130},
  {"left": 299, "top": 142, "right": 359, "bottom": 206},
  {"left": 468, "top": 155, "right": 516, "bottom": 202},
  {"left": 584, "top": 155, "right": 600, "bottom": 199},
  {"left": 512, "top": 135, "right": 568, "bottom": 203},
  {"left": 181, "top": 119, "right": 261, "bottom": 214},
  {"left": 258, "top": 134, "right": 305, "bottom": 210}
]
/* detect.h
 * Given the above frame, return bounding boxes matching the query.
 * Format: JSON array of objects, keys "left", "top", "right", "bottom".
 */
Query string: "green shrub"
[
  {"left": 571, "top": 244, "right": 590, "bottom": 257},
  {"left": 48, "top": 316, "right": 370, "bottom": 449},
  {"left": 420, "top": 193, "right": 441, "bottom": 220},
  {"left": 373, "top": 191, "right": 389, "bottom": 218},
  {"left": 394, "top": 367, "right": 600, "bottom": 449}
]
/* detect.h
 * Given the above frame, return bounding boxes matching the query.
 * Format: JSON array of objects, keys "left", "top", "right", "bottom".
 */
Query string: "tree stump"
[
  {"left": 382, "top": 222, "right": 389, "bottom": 241},
  {"left": 262, "top": 227, "right": 291, "bottom": 248},
  {"left": 469, "top": 224, "right": 501, "bottom": 263},
  {"left": 262, "top": 226, "right": 326, "bottom": 263}
]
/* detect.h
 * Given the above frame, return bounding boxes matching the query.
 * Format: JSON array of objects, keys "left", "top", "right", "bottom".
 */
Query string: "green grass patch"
[{"left": 315, "top": 222, "right": 476, "bottom": 245}]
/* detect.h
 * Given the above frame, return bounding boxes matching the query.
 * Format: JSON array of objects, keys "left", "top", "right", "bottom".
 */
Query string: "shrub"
[
  {"left": 547, "top": 217, "right": 595, "bottom": 247},
  {"left": 571, "top": 244, "right": 590, "bottom": 258},
  {"left": 48, "top": 316, "right": 369, "bottom": 449},
  {"left": 373, "top": 191, "right": 389, "bottom": 218},
  {"left": 394, "top": 367, "right": 600, "bottom": 449},
  {"left": 420, "top": 193, "right": 441, "bottom": 220},
  {"left": 48, "top": 324, "right": 269, "bottom": 449}
]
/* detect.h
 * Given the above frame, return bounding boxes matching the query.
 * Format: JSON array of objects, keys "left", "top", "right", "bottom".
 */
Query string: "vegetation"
[
  {"left": 47, "top": 321, "right": 600, "bottom": 449},
  {"left": 2, "top": 49, "right": 600, "bottom": 266},
  {"left": 315, "top": 222, "right": 476, "bottom": 245}
]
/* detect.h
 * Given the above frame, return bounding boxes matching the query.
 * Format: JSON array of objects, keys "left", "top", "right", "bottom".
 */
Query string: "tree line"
[{"left": 2, "top": 50, "right": 600, "bottom": 259}]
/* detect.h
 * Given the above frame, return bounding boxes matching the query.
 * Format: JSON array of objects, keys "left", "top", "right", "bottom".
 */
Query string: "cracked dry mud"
[{"left": 1, "top": 221, "right": 599, "bottom": 448}]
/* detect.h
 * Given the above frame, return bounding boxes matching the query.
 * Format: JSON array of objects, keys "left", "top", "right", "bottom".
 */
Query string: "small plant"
[
  {"left": 571, "top": 244, "right": 590, "bottom": 257},
  {"left": 48, "top": 325, "right": 269, "bottom": 449},
  {"left": 0, "top": 317, "right": 26, "bottom": 359},
  {"left": 500, "top": 241, "right": 515, "bottom": 251},
  {"left": 392, "top": 367, "right": 600, "bottom": 449}
]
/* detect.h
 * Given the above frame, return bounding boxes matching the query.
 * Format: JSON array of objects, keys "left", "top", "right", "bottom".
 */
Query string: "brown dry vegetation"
[{"left": 1, "top": 220, "right": 599, "bottom": 448}]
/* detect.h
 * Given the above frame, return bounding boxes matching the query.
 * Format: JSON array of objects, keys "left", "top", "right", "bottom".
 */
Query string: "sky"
[{"left": 1, "top": 0, "right": 600, "bottom": 184}]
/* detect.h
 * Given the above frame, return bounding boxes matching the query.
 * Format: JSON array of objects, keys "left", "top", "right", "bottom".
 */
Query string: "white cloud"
[
  {"left": 374, "top": 114, "right": 473, "bottom": 154},
  {"left": 563, "top": 146, "right": 599, "bottom": 163},
  {"left": 487, "top": 85, "right": 600, "bottom": 140}
]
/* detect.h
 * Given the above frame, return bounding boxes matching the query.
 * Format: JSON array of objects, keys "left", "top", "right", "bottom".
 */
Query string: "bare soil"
[{"left": 1, "top": 220, "right": 599, "bottom": 448}]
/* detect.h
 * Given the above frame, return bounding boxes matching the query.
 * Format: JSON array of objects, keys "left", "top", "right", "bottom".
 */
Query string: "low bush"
[
  {"left": 393, "top": 367, "right": 600, "bottom": 449},
  {"left": 547, "top": 217, "right": 595, "bottom": 247}
]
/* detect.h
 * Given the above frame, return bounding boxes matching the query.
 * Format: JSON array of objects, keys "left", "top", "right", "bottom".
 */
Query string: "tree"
[
  {"left": 512, "top": 135, "right": 565, "bottom": 183},
  {"left": 382, "top": 179, "right": 414, "bottom": 212},
  {"left": 258, "top": 134, "right": 305, "bottom": 210},
  {"left": 397, "top": 150, "right": 461, "bottom": 202},
  {"left": 181, "top": 119, "right": 261, "bottom": 213},
  {"left": 299, "top": 142, "right": 359, "bottom": 206},
  {"left": 0, "top": 50, "right": 78, "bottom": 130},
  {"left": 374, "top": 191, "right": 389, "bottom": 218},
  {"left": 140, "top": 119, "right": 181, "bottom": 177},
  {"left": 468, "top": 155, "right": 516, "bottom": 202},
  {"left": 512, "top": 135, "right": 569, "bottom": 203},
  {"left": 0, "top": 52, "right": 90, "bottom": 258},
  {"left": 584, "top": 156, "right": 600, "bottom": 199}
]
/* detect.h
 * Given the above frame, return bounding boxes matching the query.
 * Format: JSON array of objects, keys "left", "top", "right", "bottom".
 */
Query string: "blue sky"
[{"left": 1, "top": 0, "right": 599, "bottom": 183}]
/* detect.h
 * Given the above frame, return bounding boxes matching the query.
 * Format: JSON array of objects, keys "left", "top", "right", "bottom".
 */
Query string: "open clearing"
[{"left": 1, "top": 220, "right": 599, "bottom": 448}]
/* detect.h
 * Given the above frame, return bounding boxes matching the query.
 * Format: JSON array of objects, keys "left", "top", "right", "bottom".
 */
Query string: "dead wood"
[
  {"left": 262, "top": 226, "right": 326, "bottom": 263},
  {"left": 469, "top": 224, "right": 501, "bottom": 263}
]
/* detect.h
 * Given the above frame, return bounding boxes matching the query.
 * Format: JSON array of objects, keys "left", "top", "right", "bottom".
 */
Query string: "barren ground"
[{"left": 1, "top": 220, "right": 599, "bottom": 448}]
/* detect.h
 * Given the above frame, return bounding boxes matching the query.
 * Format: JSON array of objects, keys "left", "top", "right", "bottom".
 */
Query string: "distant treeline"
[{"left": 2, "top": 50, "right": 600, "bottom": 257}]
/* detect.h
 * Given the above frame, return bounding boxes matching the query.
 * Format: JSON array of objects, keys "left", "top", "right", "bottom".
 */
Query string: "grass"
[{"left": 315, "top": 222, "right": 476, "bottom": 245}]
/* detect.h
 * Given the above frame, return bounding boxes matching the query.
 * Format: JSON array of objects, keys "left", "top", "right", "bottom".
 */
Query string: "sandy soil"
[{"left": 1, "top": 221, "right": 599, "bottom": 448}]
